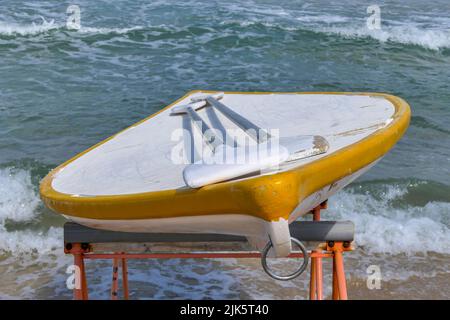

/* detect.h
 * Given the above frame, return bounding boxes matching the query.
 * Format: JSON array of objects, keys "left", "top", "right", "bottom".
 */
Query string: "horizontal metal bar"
[
  {"left": 64, "top": 222, "right": 246, "bottom": 243},
  {"left": 64, "top": 220, "right": 354, "bottom": 244},
  {"left": 81, "top": 251, "right": 334, "bottom": 260},
  {"left": 290, "top": 221, "right": 354, "bottom": 242}
]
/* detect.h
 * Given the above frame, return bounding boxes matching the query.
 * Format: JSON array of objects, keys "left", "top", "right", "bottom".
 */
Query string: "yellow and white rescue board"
[{"left": 40, "top": 91, "right": 410, "bottom": 257}]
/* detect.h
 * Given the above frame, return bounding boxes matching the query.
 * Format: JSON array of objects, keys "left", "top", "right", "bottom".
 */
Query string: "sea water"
[{"left": 0, "top": 0, "right": 449, "bottom": 299}]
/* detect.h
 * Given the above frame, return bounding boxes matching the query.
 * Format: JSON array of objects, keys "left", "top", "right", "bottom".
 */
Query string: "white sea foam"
[
  {"left": 2, "top": 13, "right": 449, "bottom": 51},
  {"left": 0, "top": 18, "right": 58, "bottom": 36},
  {"left": 0, "top": 167, "right": 40, "bottom": 223},
  {"left": 0, "top": 18, "right": 143, "bottom": 37},
  {"left": 325, "top": 184, "right": 450, "bottom": 254},
  {"left": 0, "top": 226, "right": 61, "bottom": 254},
  {"left": 296, "top": 15, "right": 349, "bottom": 24},
  {"left": 221, "top": 17, "right": 450, "bottom": 51},
  {"left": 76, "top": 26, "right": 144, "bottom": 35},
  {"left": 0, "top": 167, "right": 61, "bottom": 254},
  {"left": 319, "top": 25, "right": 450, "bottom": 50}
]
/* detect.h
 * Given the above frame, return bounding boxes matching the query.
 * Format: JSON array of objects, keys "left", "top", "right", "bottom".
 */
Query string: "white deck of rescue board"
[{"left": 52, "top": 93, "right": 395, "bottom": 196}]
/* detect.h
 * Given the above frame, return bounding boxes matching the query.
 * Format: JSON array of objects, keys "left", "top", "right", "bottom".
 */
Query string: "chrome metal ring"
[{"left": 261, "top": 237, "right": 308, "bottom": 281}]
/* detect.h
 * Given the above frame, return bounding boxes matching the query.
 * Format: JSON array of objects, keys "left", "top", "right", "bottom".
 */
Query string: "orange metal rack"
[{"left": 64, "top": 202, "right": 354, "bottom": 300}]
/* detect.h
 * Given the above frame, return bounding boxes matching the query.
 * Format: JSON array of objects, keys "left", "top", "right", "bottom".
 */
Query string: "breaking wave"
[
  {"left": 325, "top": 181, "right": 450, "bottom": 254},
  {"left": 0, "top": 167, "right": 61, "bottom": 254},
  {"left": 0, "top": 18, "right": 59, "bottom": 36},
  {"left": 0, "top": 18, "right": 143, "bottom": 37},
  {"left": 319, "top": 25, "right": 450, "bottom": 51},
  {"left": 0, "top": 167, "right": 40, "bottom": 223},
  {"left": 0, "top": 226, "right": 61, "bottom": 254},
  {"left": 1, "top": 14, "right": 449, "bottom": 51}
]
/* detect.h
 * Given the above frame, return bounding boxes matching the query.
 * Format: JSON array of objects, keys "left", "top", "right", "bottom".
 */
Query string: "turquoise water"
[{"left": 0, "top": 0, "right": 449, "bottom": 299}]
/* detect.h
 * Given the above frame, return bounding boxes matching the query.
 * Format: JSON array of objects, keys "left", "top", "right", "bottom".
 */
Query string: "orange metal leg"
[
  {"left": 72, "top": 244, "right": 88, "bottom": 300},
  {"left": 122, "top": 258, "right": 129, "bottom": 300},
  {"left": 312, "top": 206, "right": 321, "bottom": 221},
  {"left": 333, "top": 246, "right": 348, "bottom": 300},
  {"left": 315, "top": 256, "right": 323, "bottom": 300},
  {"left": 73, "top": 252, "right": 84, "bottom": 300},
  {"left": 309, "top": 257, "right": 316, "bottom": 300},
  {"left": 332, "top": 261, "right": 340, "bottom": 300},
  {"left": 80, "top": 256, "right": 88, "bottom": 300},
  {"left": 309, "top": 206, "right": 323, "bottom": 300},
  {"left": 111, "top": 258, "right": 120, "bottom": 300}
]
